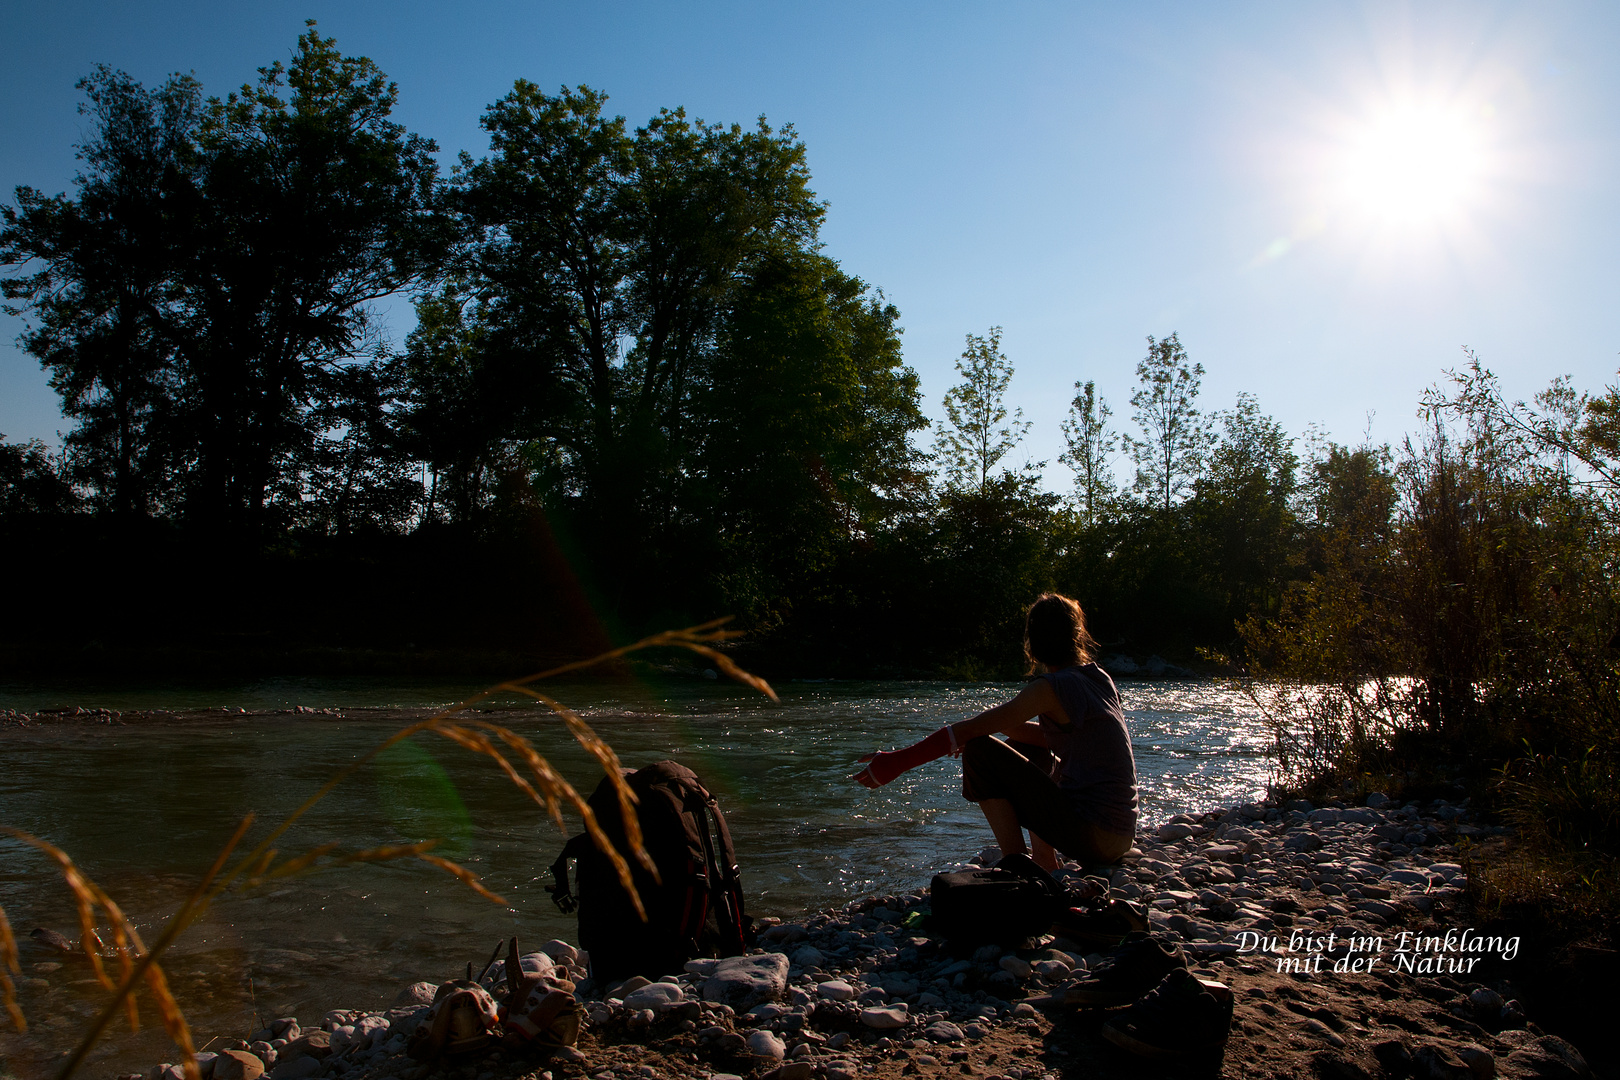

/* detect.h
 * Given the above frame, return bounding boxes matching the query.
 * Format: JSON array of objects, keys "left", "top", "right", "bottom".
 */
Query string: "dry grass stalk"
[
  {"left": 0, "top": 902, "right": 23, "bottom": 1032},
  {"left": 0, "top": 619, "right": 773, "bottom": 1080}
]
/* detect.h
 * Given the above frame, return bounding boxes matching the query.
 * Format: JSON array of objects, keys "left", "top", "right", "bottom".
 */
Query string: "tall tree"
[
  {"left": 933, "top": 327, "right": 1033, "bottom": 494},
  {"left": 174, "top": 22, "right": 446, "bottom": 529},
  {"left": 1059, "top": 379, "right": 1116, "bottom": 526},
  {"left": 1125, "top": 332, "right": 1210, "bottom": 510},
  {"left": 1, "top": 66, "right": 202, "bottom": 516},
  {"left": 1192, "top": 393, "right": 1299, "bottom": 619}
]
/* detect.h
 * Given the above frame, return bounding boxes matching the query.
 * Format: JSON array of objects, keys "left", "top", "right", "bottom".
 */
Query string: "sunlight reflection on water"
[{"left": 0, "top": 677, "right": 1269, "bottom": 1072}]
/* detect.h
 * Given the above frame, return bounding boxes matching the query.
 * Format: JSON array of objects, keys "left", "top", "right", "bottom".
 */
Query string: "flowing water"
[{"left": 0, "top": 676, "right": 1271, "bottom": 1074}]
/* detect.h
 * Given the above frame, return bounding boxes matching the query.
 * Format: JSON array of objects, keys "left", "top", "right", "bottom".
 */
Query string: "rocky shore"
[{"left": 111, "top": 794, "right": 1597, "bottom": 1080}]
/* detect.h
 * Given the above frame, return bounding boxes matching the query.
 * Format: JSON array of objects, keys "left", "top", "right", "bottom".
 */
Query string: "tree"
[
  {"left": 0, "top": 436, "right": 79, "bottom": 516},
  {"left": 1192, "top": 393, "right": 1299, "bottom": 620},
  {"left": 933, "top": 327, "right": 1033, "bottom": 494},
  {"left": 173, "top": 22, "right": 446, "bottom": 529},
  {"left": 1125, "top": 332, "right": 1210, "bottom": 510},
  {"left": 1, "top": 66, "right": 202, "bottom": 516},
  {"left": 1059, "top": 379, "right": 1116, "bottom": 526}
]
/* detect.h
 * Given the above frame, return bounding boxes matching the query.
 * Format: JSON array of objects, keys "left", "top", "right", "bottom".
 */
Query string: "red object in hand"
[{"left": 861, "top": 727, "right": 954, "bottom": 786}]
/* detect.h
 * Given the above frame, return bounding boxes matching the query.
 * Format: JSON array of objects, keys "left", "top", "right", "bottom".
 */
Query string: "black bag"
[
  {"left": 547, "top": 760, "right": 751, "bottom": 983},
  {"left": 929, "top": 853, "right": 1066, "bottom": 945}
]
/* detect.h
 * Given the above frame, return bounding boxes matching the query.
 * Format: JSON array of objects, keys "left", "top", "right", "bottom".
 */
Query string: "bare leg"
[
  {"left": 1030, "top": 835, "right": 1059, "bottom": 873},
  {"left": 979, "top": 798, "right": 1028, "bottom": 857}
]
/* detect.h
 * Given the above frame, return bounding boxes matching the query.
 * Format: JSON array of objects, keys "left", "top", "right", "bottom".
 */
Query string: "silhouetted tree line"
[{"left": 5, "top": 19, "right": 1615, "bottom": 776}]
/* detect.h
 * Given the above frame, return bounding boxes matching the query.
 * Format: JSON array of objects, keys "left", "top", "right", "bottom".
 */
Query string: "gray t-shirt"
[{"left": 1036, "top": 663, "right": 1138, "bottom": 836}]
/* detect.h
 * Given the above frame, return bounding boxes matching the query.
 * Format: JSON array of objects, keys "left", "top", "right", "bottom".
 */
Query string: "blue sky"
[{"left": 3, "top": 1, "right": 1616, "bottom": 492}]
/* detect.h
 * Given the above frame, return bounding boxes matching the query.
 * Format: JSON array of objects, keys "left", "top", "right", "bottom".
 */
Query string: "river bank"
[{"left": 44, "top": 794, "right": 1597, "bottom": 1080}]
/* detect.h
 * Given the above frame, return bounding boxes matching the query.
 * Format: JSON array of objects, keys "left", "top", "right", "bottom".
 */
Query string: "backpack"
[
  {"left": 928, "top": 853, "right": 1067, "bottom": 946},
  {"left": 547, "top": 760, "right": 751, "bottom": 983}
]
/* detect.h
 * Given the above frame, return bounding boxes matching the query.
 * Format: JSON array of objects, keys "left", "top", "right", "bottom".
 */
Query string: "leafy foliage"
[{"left": 933, "top": 327, "right": 1033, "bottom": 495}]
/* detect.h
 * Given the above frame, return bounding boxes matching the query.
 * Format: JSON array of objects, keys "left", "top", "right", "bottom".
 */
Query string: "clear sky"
[{"left": 3, "top": 1, "right": 1616, "bottom": 492}]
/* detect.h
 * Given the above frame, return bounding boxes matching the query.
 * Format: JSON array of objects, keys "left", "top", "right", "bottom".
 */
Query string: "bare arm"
[
  {"left": 946, "top": 679, "right": 1065, "bottom": 747},
  {"left": 853, "top": 679, "right": 1067, "bottom": 789}
]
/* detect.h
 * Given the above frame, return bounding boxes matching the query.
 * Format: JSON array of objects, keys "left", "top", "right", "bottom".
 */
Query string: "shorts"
[{"left": 960, "top": 735, "right": 1134, "bottom": 867}]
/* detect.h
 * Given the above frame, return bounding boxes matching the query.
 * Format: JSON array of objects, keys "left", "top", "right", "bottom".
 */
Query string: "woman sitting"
[{"left": 854, "top": 593, "right": 1137, "bottom": 870}]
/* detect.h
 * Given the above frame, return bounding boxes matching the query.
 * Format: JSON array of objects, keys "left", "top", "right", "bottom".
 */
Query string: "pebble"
[
  {"left": 816, "top": 980, "right": 856, "bottom": 1001},
  {"left": 859, "top": 1004, "right": 910, "bottom": 1029},
  {"left": 746, "top": 1029, "right": 786, "bottom": 1060}
]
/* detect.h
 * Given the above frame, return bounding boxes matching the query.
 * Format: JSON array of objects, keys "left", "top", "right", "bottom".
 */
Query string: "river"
[{"left": 0, "top": 675, "right": 1270, "bottom": 1074}]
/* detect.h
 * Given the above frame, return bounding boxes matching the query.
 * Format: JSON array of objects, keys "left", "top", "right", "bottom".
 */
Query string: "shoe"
[
  {"left": 1100, "top": 967, "right": 1234, "bottom": 1058},
  {"left": 1051, "top": 898, "right": 1150, "bottom": 948},
  {"left": 1062, "top": 932, "right": 1187, "bottom": 1006}
]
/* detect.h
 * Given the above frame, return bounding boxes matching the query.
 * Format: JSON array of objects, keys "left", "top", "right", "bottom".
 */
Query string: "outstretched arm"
[{"left": 854, "top": 679, "right": 1062, "bottom": 788}]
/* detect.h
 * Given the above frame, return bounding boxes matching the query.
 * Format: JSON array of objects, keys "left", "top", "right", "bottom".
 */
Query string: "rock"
[
  {"left": 539, "top": 939, "right": 578, "bottom": 965},
  {"left": 790, "top": 945, "right": 824, "bottom": 968},
  {"left": 275, "top": 1031, "right": 330, "bottom": 1064},
  {"left": 764, "top": 1064, "right": 813, "bottom": 1080},
  {"left": 746, "top": 1030, "right": 786, "bottom": 1060},
  {"left": 1205, "top": 844, "right": 1244, "bottom": 862},
  {"left": 998, "top": 956, "right": 1032, "bottom": 979},
  {"left": 817, "top": 980, "right": 856, "bottom": 1001},
  {"left": 1458, "top": 1045, "right": 1496, "bottom": 1080},
  {"left": 1158, "top": 823, "right": 1196, "bottom": 842},
  {"left": 29, "top": 927, "right": 75, "bottom": 952},
  {"left": 1301, "top": 1018, "right": 1345, "bottom": 1047},
  {"left": 617, "top": 975, "right": 653, "bottom": 996},
  {"left": 213, "top": 1051, "right": 264, "bottom": 1080},
  {"left": 623, "top": 982, "right": 684, "bottom": 1011},
  {"left": 925, "top": 1021, "right": 963, "bottom": 1042},
  {"left": 267, "top": 1057, "right": 320, "bottom": 1080},
  {"left": 703, "top": 953, "right": 790, "bottom": 1010},
  {"left": 553, "top": 1046, "right": 587, "bottom": 1064},
  {"left": 394, "top": 980, "right": 438, "bottom": 1007},
  {"left": 859, "top": 1004, "right": 909, "bottom": 1030},
  {"left": 1469, "top": 987, "right": 1504, "bottom": 1015},
  {"left": 1314, "top": 1051, "right": 1377, "bottom": 1080},
  {"left": 1501, "top": 1036, "right": 1593, "bottom": 1079},
  {"left": 1284, "top": 832, "right": 1325, "bottom": 853},
  {"left": 1414, "top": 1043, "right": 1474, "bottom": 1080},
  {"left": 1367, "top": 792, "right": 1391, "bottom": 809}
]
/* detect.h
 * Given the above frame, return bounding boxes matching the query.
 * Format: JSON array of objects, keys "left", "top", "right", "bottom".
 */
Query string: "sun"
[{"left": 1337, "top": 100, "right": 1489, "bottom": 227}]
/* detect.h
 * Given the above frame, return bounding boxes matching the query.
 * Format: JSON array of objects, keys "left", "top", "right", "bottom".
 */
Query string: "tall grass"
[{"left": 0, "top": 617, "right": 775, "bottom": 1080}]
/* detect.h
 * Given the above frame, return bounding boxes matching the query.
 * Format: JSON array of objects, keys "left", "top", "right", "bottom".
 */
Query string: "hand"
[{"left": 853, "top": 752, "right": 882, "bottom": 789}]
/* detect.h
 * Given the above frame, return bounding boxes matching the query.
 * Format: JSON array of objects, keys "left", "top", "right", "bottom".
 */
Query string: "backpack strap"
[{"left": 547, "top": 833, "right": 590, "bottom": 914}]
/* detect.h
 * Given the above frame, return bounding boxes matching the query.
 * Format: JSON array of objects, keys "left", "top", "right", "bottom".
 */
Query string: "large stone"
[
  {"left": 212, "top": 1051, "right": 264, "bottom": 1080},
  {"left": 702, "top": 953, "right": 790, "bottom": 1009},
  {"left": 1157, "top": 823, "right": 1196, "bottom": 842},
  {"left": 859, "top": 1004, "right": 909, "bottom": 1030},
  {"left": 393, "top": 981, "right": 437, "bottom": 1007},
  {"left": 790, "top": 945, "right": 824, "bottom": 969},
  {"left": 267, "top": 1059, "right": 319, "bottom": 1080},
  {"left": 539, "top": 939, "right": 578, "bottom": 965},
  {"left": 746, "top": 1030, "right": 786, "bottom": 1060},
  {"left": 817, "top": 980, "right": 856, "bottom": 1001},
  {"left": 925, "top": 1021, "right": 964, "bottom": 1042},
  {"left": 764, "top": 1064, "right": 813, "bottom": 1080},
  {"left": 624, "top": 981, "right": 684, "bottom": 1011},
  {"left": 275, "top": 1032, "right": 330, "bottom": 1064}
]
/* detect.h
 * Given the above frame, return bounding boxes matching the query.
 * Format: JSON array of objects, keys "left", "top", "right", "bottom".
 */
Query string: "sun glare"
[{"left": 1338, "top": 100, "right": 1488, "bottom": 226}]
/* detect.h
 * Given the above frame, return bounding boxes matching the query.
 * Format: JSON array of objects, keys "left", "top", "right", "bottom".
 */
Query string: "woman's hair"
[{"left": 1023, "top": 593, "right": 1098, "bottom": 671}]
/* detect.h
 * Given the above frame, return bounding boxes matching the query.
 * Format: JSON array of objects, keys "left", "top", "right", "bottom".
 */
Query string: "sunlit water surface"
[{"left": 0, "top": 677, "right": 1269, "bottom": 1075}]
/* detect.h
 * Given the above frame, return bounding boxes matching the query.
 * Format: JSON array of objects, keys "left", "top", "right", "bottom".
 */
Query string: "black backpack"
[
  {"left": 547, "top": 760, "right": 751, "bottom": 983},
  {"left": 928, "top": 853, "right": 1066, "bottom": 946}
]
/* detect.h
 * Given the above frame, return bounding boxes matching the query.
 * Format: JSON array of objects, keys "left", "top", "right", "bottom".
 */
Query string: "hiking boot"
[
  {"left": 1100, "top": 967, "right": 1234, "bottom": 1058},
  {"left": 1062, "top": 932, "right": 1187, "bottom": 1007},
  {"left": 1051, "top": 898, "right": 1150, "bottom": 949}
]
